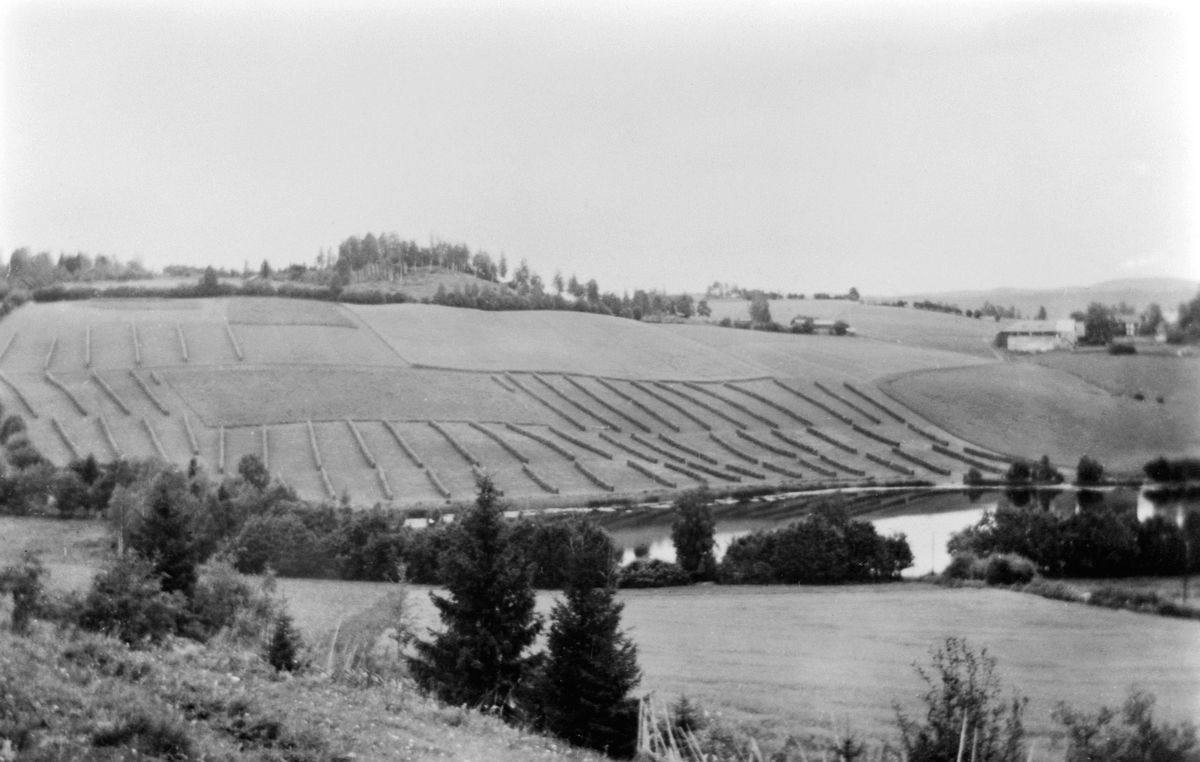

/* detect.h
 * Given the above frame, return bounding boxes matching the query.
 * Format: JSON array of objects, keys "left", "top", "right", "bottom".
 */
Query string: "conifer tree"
[
  {"left": 128, "top": 469, "right": 202, "bottom": 598},
  {"left": 267, "top": 610, "right": 302, "bottom": 672},
  {"left": 537, "top": 522, "right": 640, "bottom": 756},
  {"left": 407, "top": 477, "right": 542, "bottom": 716}
]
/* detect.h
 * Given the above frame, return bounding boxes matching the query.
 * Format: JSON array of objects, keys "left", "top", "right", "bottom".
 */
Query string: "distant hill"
[{"left": 890, "top": 277, "right": 1199, "bottom": 321}]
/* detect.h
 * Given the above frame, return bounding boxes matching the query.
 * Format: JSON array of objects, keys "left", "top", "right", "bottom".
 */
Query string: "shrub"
[
  {"left": 186, "top": 559, "right": 278, "bottom": 642},
  {"left": 0, "top": 556, "right": 46, "bottom": 633},
  {"left": 943, "top": 552, "right": 982, "bottom": 581},
  {"left": 718, "top": 317, "right": 733, "bottom": 327},
  {"left": 984, "top": 554, "right": 1037, "bottom": 586},
  {"left": 617, "top": 559, "right": 692, "bottom": 588},
  {"left": 1107, "top": 342, "right": 1137, "bottom": 355},
  {"left": 92, "top": 708, "right": 196, "bottom": 759},
  {"left": 896, "top": 637, "right": 1027, "bottom": 762},
  {"left": 1020, "top": 578, "right": 1083, "bottom": 603},
  {"left": 78, "top": 555, "right": 185, "bottom": 646},
  {"left": 1054, "top": 689, "right": 1199, "bottom": 762}
]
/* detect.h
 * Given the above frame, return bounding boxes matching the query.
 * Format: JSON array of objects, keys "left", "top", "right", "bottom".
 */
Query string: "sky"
[{"left": 2, "top": 0, "right": 1197, "bottom": 296}]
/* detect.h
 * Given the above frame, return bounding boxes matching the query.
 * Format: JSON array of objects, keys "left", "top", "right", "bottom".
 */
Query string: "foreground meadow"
[{"left": 276, "top": 577, "right": 1200, "bottom": 753}]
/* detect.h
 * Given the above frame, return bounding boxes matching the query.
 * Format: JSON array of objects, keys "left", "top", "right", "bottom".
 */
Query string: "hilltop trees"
[{"left": 408, "top": 477, "right": 543, "bottom": 716}]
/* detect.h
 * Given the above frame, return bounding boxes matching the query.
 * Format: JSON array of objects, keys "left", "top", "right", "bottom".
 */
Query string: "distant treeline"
[{"left": 3, "top": 248, "right": 151, "bottom": 289}]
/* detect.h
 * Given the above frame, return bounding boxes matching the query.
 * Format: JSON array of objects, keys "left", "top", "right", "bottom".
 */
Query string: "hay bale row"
[
  {"left": 963, "top": 446, "right": 1013, "bottom": 464},
  {"left": 469, "top": 421, "right": 529, "bottom": 463},
  {"left": 723, "top": 383, "right": 813, "bottom": 426},
  {"left": 851, "top": 423, "right": 899, "bottom": 447},
  {"left": 843, "top": 382, "right": 905, "bottom": 423},
  {"left": 182, "top": 413, "right": 200, "bottom": 455},
  {"left": 906, "top": 422, "right": 950, "bottom": 447},
  {"left": 150, "top": 371, "right": 162, "bottom": 385},
  {"left": 806, "top": 427, "right": 857, "bottom": 454},
  {"left": 219, "top": 426, "right": 227, "bottom": 473},
  {"left": 506, "top": 374, "right": 587, "bottom": 431},
  {"left": 46, "top": 372, "right": 88, "bottom": 416},
  {"left": 91, "top": 372, "right": 131, "bottom": 415},
  {"left": 683, "top": 382, "right": 778, "bottom": 428},
  {"left": 630, "top": 431, "right": 685, "bottom": 463},
  {"left": 523, "top": 463, "right": 560, "bottom": 494},
  {"left": 688, "top": 460, "right": 739, "bottom": 482},
  {"left": 658, "top": 433, "right": 717, "bottom": 464},
  {"left": 0, "top": 333, "right": 17, "bottom": 365},
  {"left": 505, "top": 423, "right": 576, "bottom": 461},
  {"left": 708, "top": 431, "right": 757, "bottom": 463},
  {"left": 771, "top": 380, "right": 853, "bottom": 425},
  {"left": 176, "top": 323, "right": 189, "bottom": 362},
  {"left": 549, "top": 426, "right": 613, "bottom": 459},
  {"left": 131, "top": 324, "right": 142, "bottom": 365},
  {"left": 653, "top": 382, "right": 747, "bottom": 430},
  {"left": 98, "top": 415, "right": 123, "bottom": 460},
  {"left": 816, "top": 452, "right": 865, "bottom": 476},
  {"left": 793, "top": 456, "right": 837, "bottom": 478},
  {"left": 491, "top": 374, "right": 515, "bottom": 393},
  {"left": 627, "top": 458, "right": 675, "bottom": 488},
  {"left": 131, "top": 371, "right": 170, "bottom": 415},
  {"left": 932, "top": 444, "right": 1004, "bottom": 474},
  {"left": 770, "top": 429, "right": 819, "bottom": 455},
  {"left": 306, "top": 420, "right": 323, "bottom": 470},
  {"left": 724, "top": 462, "right": 766, "bottom": 480},
  {"left": 574, "top": 460, "right": 615, "bottom": 492},
  {"left": 319, "top": 466, "right": 336, "bottom": 498},
  {"left": 891, "top": 447, "right": 952, "bottom": 476},
  {"left": 471, "top": 464, "right": 488, "bottom": 481},
  {"left": 44, "top": 337, "right": 58, "bottom": 371},
  {"left": 384, "top": 421, "right": 425, "bottom": 468},
  {"left": 813, "top": 381, "right": 881, "bottom": 425},
  {"left": 425, "top": 467, "right": 451, "bottom": 498},
  {"left": 84, "top": 327, "right": 91, "bottom": 368},
  {"left": 628, "top": 381, "right": 712, "bottom": 430},
  {"left": 51, "top": 417, "right": 80, "bottom": 460},
  {"left": 599, "top": 429, "right": 657, "bottom": 463},
  {"left": 595, "top": 377, "right": 681, "bottom": 430},
  {"left": 428, "top": 420, "right": 482, "bottom": 467},
  {"left": 735, "top": 428, "right": 795, "bottom": 459},
  {"left": 761, "top": 460, "right": 807, "bottom": 480},
  {"left": 663, "top": 460, "right": 708, "bottom": 484},
  {"left": 563, "top": 376, "right": 647, "bottom": 433},
  {"left": 0, "top": 371, "right": 38, "bottom": 418},
  {"left": 376, "top": 465, "right": 394, "bottom": 501},
  {"left": 143, "top": 417, "right": 169, "bottom": 460},
  {"left": 343, "top": 419, "right": 376, "bottom": 468},
  {"left": 865, "top": 451, "right": 914, "bottom": 476},
  {"left": 533, "top": 374, "right": 621, "bottom": 430},
  {"left": 224, "top": 322, "right": 244, "bottom": 361}
]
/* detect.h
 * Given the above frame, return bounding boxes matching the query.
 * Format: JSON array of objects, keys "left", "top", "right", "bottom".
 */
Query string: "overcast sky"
[{"left": 2, "top": 0, "right": 1197, "bottom": 296}]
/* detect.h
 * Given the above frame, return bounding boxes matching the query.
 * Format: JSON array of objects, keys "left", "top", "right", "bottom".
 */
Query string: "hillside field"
[{"left": 0, "top": 296, "right": 1193, "bottom": 504}]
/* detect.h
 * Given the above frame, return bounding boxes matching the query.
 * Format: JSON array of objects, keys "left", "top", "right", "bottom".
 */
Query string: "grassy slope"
[{"left": 881, "top": 363, "right": 1200, "bottom": 470}]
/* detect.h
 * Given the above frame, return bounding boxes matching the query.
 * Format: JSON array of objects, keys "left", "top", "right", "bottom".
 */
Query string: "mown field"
[
  {"left": 882, "top": 363, "right": 1200, "bottom": 472},
  {"left": 1, "top": 295, "right": 1193, "bottom": 504},
  {"left": 275, "top": 577, "right": 1200, "bottom": 754}
]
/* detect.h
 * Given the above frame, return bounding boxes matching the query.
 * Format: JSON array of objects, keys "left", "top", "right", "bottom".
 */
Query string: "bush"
[
  {"left": 617, "top": 559, "right": 692, "bottom": 589},
  {"left": 78, "top": 556, "right": 185, "bottom": 647},
  {"left": 984, "top": 554, "right": 1037, "bottom": 586},
  {"left": 0, "top": 556, "right": 46, "bottom": 633},
  {"left": 186, "top": 559, "right": 279, "bottom": 642},
  {"left": 1107, "top": 342, "right": 1137, "bottom": 355},
  {"left": 92, "top": 708, "right": 196, "bottom": 759},
  {"left": 896, "top": 637, "right": 1027, "bottom": 762},
  {"left": 1054, "top": 689, "right": 1199, "bottom": 762},
  {"left": 943, "top": 552, "right": 982, "bottom": 581}
]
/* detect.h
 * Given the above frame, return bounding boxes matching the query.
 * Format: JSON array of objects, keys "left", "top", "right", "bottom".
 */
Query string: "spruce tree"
[
  {"left": 128, "top": 469, "right": 202, "bottom": 598},
  {"left": 537, "top": 522, "right": 641, "bottom": 756},
  {"left": 407, "top": 477, "right": 542, "bottom": 716},
  {"left": 267, "top": 611, "right": 302, "bottom": 672}
]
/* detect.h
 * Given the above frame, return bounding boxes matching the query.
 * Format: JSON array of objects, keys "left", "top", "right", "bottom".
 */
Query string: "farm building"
[{"left": 994, "top": 319, "right": 1082, "bottom": 352}]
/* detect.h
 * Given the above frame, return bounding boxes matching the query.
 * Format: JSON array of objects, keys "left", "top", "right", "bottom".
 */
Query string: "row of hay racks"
[
  {"left": 91, "top": 372, "right": 131, "bottom": 415},
  {"left": 598, "top": 429, "right": 658, "bottom": 463},
  {"left": 224, "top": 321, "right": 245, "bottom": 361},
  {"left": 629, "top": 380, "right": 712, "bottom": 430},
  {"left": 654, "top": 382, "right": 746, "bottom": 430},
  {"left": 684, "top": 381, "right": 777, "bottom": 429},
  {"left": 345, "top": 418, "right": 393, "bottom": 500},
  {"left": 532, "top": 373, "right": 621, "bottom": 431},
  {"left": 0, "top": 370, "right": 39, "bottom": 418},
  {"left": 562, "top": 375, "right": 647, "bottom": 432},
  {"left": 504, "top": 373, "right": 585, "bottom": 431},
  {"left": 130, "top": 371, "right": 170, "bottom": 415},
  {"left": 723, "top": 382, "right": 812, "bottom": 426},
  {"left": 382, "top": 419, "right": 450, "bottom": 499},
  {"left": 813, "top": 380, "right": 881, "bottom": 425},
  {"left": 595, "top": 377, "right": 680, "bottom": 432}
]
